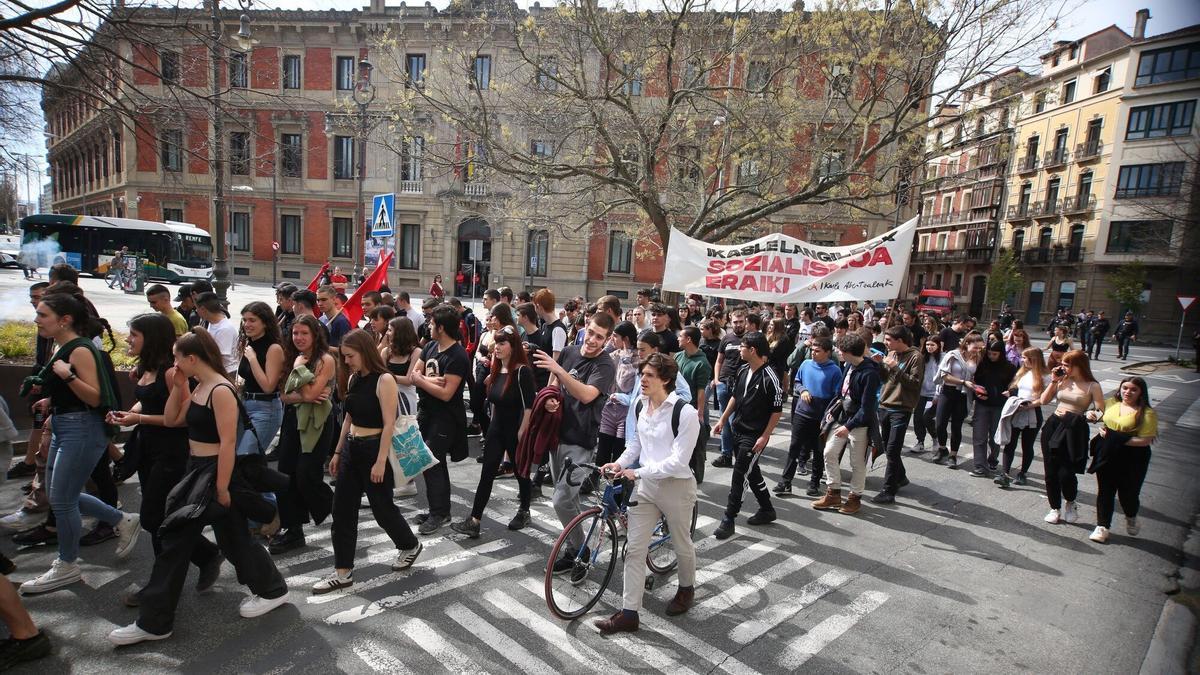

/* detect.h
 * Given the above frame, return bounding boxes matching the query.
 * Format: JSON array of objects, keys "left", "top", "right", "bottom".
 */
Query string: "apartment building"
[
  {"left": 910, "top": 68, "right": 1029, "bottom": 318},
  {"left": 43, "top": 0, "right": 913, "bottom": 299},
  {"left": 1001, "top": 11, "right": 1199, "bottom": 334}
]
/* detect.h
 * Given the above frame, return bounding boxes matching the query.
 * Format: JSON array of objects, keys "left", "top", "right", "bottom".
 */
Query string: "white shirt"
[
  {"left": 401, "top": 306, "right": 425, "bottom": 332},
  {"left": 616, "top": 392, "right": 700, "bottom": 481},
  {"left": 207, "top": 317, "right": 239, "bottom": 375},
  {"left": 1016, "top": 371, "right": 1048, "bottom": 400}
]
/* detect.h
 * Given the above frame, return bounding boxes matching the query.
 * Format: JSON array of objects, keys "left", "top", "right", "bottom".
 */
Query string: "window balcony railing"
[
  {"left": 911, "top": 249, "right": 969, "bottom": 263},
  {"left": 1043, "top": 149, "right": 1070, "bottom": 169},
  {"left": 1016, "top": 155, "right": 1039, "bottom": 174},
  {"left": 1020, "top": 247, "right": 1053, "bottom": 264},
  {"left": 1075, "top": 140, "right": 1103, "bottom": 162},
  {"left": 400, "top": 180, "right": 423, "bottom": 194},
  {"left": 1062, "top": 194, "right": 1096, "bottom": 214},
  {"left": 464, "top": 181, "right": 489, "bottom": 197},
  {"left": 1033, "top": 199, "right": 1062, "bottom": 218},
  {"left": 1053, "top": 246, "right": 1084, "bottom": 263},
  {"left": 1007, "top": 203, "right": 1032, "bottom": 220}
]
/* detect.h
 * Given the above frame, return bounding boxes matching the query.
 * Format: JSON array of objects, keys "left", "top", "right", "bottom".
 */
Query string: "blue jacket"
[{"left": 839, "top": 358, "right": 881, "bottom": 431}]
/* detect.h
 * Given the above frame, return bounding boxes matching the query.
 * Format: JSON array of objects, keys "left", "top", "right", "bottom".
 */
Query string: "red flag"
[
  {"left": 340, "top": 251, "right": 393, "bottom": 327},
  {"left": 306, "top": 262, "right": 330, "bottom": 292}
]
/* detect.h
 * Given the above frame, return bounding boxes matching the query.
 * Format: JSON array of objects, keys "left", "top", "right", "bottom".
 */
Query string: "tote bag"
[{"left": 388, "top": 394, "right": 439, "bottom": 486}]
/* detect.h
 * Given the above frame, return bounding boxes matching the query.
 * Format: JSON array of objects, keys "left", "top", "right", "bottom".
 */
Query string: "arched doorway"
[{"left": 456, "top": 217, "right": 492, "bottom": 297}]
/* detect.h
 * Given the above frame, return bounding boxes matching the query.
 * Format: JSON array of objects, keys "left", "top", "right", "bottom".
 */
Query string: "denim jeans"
[
  {"left": 47, "top": 411, "right": 124, "bottom": 563},
  {"left": 970, "top": 405, "right": 1002, "bottom": 472},
  {"left": 237, "top": 397, "right": 284, "bottom": 457},
  {"left": 715, "top": 382, "right": 735, "bottom": 457},
  {"left": 879, "top": 407, "right": 911, "bottom": 492}
]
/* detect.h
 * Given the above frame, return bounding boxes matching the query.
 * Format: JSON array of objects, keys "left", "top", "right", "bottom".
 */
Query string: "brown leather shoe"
[
  {"left": 839, "top": 493, "right": 862, "bottom": 515},
  {"left": 665, "top": 587, "right": 694, "bottom": 616},
  {"left": 594, "top": 610, "right": 639, "bottom": 634},
  {"left": 812, "top": 488, "right": 842, "bottom": 510}
]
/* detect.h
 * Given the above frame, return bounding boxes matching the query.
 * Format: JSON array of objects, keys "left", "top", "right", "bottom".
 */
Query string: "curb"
[{"left": 1140, "top": 513, "right": 1200, "bottom": 675}]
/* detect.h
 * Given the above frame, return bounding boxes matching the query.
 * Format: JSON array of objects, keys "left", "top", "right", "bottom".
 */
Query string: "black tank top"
[
  {"left": 186, "top": 383, "right": 236, "bottom": 444},
  {"left": 237, "top": 335, "right": 276, "bottom": 394},
  {"left": 344, "top": 372, "right": 384, "bottom": 427},
  {"left": 388, "top": 360, "right": 411, "bottom": 377},
  {"left": 45, "top": 342, "right": 90, "bottom": 410},
  {"left": 135, "top": 369, "right": 188, "bottom": 443}
]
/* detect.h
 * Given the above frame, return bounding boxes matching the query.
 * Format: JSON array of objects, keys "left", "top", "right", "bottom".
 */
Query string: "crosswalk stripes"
[
  {"left": 689, "top": 554, "right": 814, "bottom": 621},
  {"left": 350, "top": 637, "right": 412, "bottom": 674},
  {"left": 730, "top": 569, "right": 851, "bottom": 644},
  {"left": 445, "top": 602, "right": 560, "bottom": 675},
  {"left": 401, "top": 617, "right": 491, "bottom": 675},
  {"left": 485, "top": 587, "right": 625, "bottom": 671},
  {"left": 777, "top": 590, "right": 890, "bottom": 669}
]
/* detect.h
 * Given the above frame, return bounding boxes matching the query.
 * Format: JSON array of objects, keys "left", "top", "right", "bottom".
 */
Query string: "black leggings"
[
  {"left": 471, "top": 422, "right": 529, "bottom": 520},
  {"left": 277, "top": 406, "right": 334, "bottom": 531},
  {"left": 781, "top": 412, "right": 821, "bottom": 483},
  {"left": 1001, "top": 409, "right": 1042, "bottom": 476},
  {"left": 1095, "top": 445, "right": 1151, "bottom": 528},
  {"left": 935, "top": 389, "right": 969, "bottom": 454},
  {"left": 913, "top": 396, "right": 934, "bottom": 444},
  {"left": 1041, "top": 416, "right": 1078, "bottom": 509}
]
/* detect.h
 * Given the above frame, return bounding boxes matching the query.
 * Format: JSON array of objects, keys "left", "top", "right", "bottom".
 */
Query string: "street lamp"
[{"left": 323, "top": 58, "right": 379, "bottom": 283}]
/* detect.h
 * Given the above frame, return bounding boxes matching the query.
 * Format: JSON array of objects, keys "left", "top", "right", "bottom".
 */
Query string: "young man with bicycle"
[
  {"left": 712, "top": 331, "right": 783, "bottom": 540},
  {"left": 532, "top": 313, "right": 617, "bottom": 573},
  {"left": 596, "top": 352, "right": 700, "bottom": 634}
]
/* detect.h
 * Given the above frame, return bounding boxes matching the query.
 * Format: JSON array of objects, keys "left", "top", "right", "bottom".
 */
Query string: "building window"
[
  {"left": 607, "top": 231, "right": 633, "bottom": 274},
  {"left": 1077, "top": 171, "right": 1093, "bottom": 200},
  {"left": 332, "top": 217, "right": 353, "bottom": 258},
  {"left": 677, "top": 145, "right": 701, "bottom": 183},
  {"left": 1069, "top": 43, "right": 1079, "bottom": 60},
  {"left": 618, "top": 144, "right": 641, "bottom": 180},
  {"left": 818, "top": 150, "right": 844, "bottom": 179},
  {"left": 229, "top": 132, "right": 250, "bottom": 175},
  {"left": 1126, "top": 100, "right": 1196, "bottom": 140},
  {"left": 1061, "top": 79, "right": 1076, "bottom": 104},
  {"left": 1034, "top": 92, "right": 1047, "bottom": 113},
  {"left": 336, "top": 56, "right": 355, "bottom": 91},
  {"left": 737, "top": 157, "right": 760, "bottom": 183},
  {"left": 162, "top": 207, "right": 183, "bottom": 222},
  {"left": 229, "top": 51, "right": 248, "bottom": 88},
  {"left": 530, "top": 140, "right": 554, "bottom": 158},
  {"left": 280, "top": 214, "right": 301, "bottom": 254},
  {"left": 161, "top": 129, "right": 183, "bottom": 172},
  {"left": 527, "top": 229, "right": 549, "bottom": 277},
  {"left": 1107, "top": 220, "right": 1173, "bottom": 253},
  {"left": 472, "top": 55, "right": 492, "bottom": 90},
  {"left": 282, "top": 55, "right": 301, "bottom": 89},
  {"left": 828, "top": 64, "right": 850, "bottom": 98},
  {"left": 1059, "top": 281, "right": 1077, "bottom": 309},
  {"left": 622, "top": 62, "right": 643, "bottom": 96},
  {"left": 537, "top": 57, "right": 558, "bottom": 91},
  {"left": 1114, "top": 162, "right": 1186, "bottom": 198},
  {"left": 280, "top": 133, "right": 302, "bottom": 177},
  {"left": 401, "top": 136, "right": 424, "bottom": 181},
  {"left": 231, "top": 212, "right": 250, "bottom": 252},
  {"left": 1012, "top": 229, "right": 1024, "bottom": 253},
  {"left": 399, "top": 223, "right": 420, "bottom": 270},
  {"left": 1046, "top": 177, "right": 1061, "bottom": 205},
  {"left": 1135, "top": 43, "right": 1200, "bottom": 86},
  {"left": 464, "top": 139, "right": 486, "bottom": 180},
  {"left": 160, "top": 50, "right": 179, "bottom": 84},
  {"left": 405, "top": 53, "right": 426, "bottom": 88},
  {"left": 333, "top": 136, "right": 355, "bottom": 179},
  {"left": 113, "top": 131, "right": 122, "bottom": 174},
  {"left": 1094, "top": 67, "right": 1111, "bottom": 93},
  {"left": 746, "top": 61, "right": 769, "bottom": 91}
]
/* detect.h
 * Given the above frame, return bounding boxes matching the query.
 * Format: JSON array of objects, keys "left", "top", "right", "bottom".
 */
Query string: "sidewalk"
[{"left": 1140, "top": 512, "right": 1200, "bottom": 674}]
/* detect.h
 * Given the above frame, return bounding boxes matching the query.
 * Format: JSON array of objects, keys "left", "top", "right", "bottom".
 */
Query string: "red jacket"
[{"left": 515, "top": 386, "right": 563, "bottom": 478}]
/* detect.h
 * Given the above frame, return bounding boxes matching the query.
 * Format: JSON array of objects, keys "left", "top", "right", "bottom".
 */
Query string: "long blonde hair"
[{"left": 1010, "top": 347, "right": 1048, "bottom": 395}]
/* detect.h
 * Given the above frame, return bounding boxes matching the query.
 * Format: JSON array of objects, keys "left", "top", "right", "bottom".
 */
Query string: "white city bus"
[{"left": 20, "top": 214, "right": 213, "bottom": 283}]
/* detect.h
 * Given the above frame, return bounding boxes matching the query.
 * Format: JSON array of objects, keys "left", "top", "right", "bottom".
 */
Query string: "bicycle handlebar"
[{"left": 562, "top": 458, "right": 612, "bottom": 487}]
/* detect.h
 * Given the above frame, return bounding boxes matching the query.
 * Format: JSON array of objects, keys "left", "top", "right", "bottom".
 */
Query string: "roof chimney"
[{"left": 1134, "top": 8, "right": 1150, "bottom": 40}]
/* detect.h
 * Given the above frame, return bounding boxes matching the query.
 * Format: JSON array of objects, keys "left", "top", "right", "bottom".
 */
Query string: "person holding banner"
[
  {"left": 315, "top": 330, "right": 422, "bottom": 594},
  {"left": 712, "top": 331, "right": 782, "bottom": 540}
]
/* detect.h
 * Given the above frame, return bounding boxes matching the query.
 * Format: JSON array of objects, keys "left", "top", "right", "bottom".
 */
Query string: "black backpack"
[{"left": 634, "top": 398, "right": 707, "bottom": 484}]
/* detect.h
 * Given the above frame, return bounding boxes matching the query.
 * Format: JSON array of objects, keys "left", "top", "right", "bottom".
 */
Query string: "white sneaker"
[
  {"left": 311, "top": 571, "right": 353, "bottom": 595},
  {"left": 1062, "top": 501, "right": 1079, "bottom": 524},
  {"left": 0, "top": 509, "right": 47, "bottom": 532},
  {"left": 239, "top": 592, "right": 291, "bottom": 618},
  {"left": 19, "top": 559, "right": 81, "bottom": 595},
  {"left": 114, "top": 512, "right": 142, "bottom": 560},
  {"left": 1126, "top": 517, "right": 1140, "bottom": 536},
  {"left": 108, "top": 623, "right": 172, "bottom": 646},
  {"left": 1089, "top": 526, "right": 1109, "bottom": 543},
  {"left": 392, "top": 542, "right": 423, "bottom": 571},
  {"left": 909, "top": 441, "right": 926, "bottom": 454},
  {"left": 394, "top": 481, "right": 418, "bottom": 498},
  {"left": 1044, "top": 509, "right": 1061, "bottom": 524}
]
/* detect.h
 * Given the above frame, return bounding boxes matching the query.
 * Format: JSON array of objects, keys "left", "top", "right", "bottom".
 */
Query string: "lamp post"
[
  {"left": 208, "top": 0, "right": 256, "bottom": 301},
  {"left": 352, "top": 60, "right": 376, "bottom": 281}
]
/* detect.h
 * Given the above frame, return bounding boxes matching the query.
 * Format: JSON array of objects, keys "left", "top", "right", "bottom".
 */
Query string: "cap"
[{"left": 174, "top": 283, "right": 193, "bottom": 301}]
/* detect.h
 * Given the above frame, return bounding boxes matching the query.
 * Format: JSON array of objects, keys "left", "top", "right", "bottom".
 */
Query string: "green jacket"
[{"left": 284, "top": 365, "right": 332, "bottom": 453}]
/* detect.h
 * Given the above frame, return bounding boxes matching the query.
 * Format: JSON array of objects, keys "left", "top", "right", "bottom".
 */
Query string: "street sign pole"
[{"left": 1176, "top": 295, "right": 1195, "bottom": 360}]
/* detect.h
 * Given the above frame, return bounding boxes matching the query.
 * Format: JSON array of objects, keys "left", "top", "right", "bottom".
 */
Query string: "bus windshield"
[
  {"left": 923, "top": 296, "right": 953, "bottom": 308},
  {"left": 177, "top": 234, "right": 213, "bottom": 267}
]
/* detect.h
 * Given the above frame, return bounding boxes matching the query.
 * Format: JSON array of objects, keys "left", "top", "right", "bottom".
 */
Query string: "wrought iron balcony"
[
  {"left": 1007, "top": 203, "right": 1032, "bottom": 220},
  {"left": 1016, "top": 155, "right": 1039, "bottom": 174},
  {"left": 1043, "top": 149, "right": 1070, "bottom": 170},
  {"left": 1061, "top": 194, "right": 1096, "bottom": 214},
  {"left": 1075, "top": 140, "right": 1103, "bottom": 162}
]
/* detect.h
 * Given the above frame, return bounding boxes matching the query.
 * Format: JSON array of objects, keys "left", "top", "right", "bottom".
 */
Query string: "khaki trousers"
[
  {"left": 622, "top": 476, "right": 697, "bottom": 611},
  {"left": 823, "top": 427, "right": 869, "bottom": 495}
]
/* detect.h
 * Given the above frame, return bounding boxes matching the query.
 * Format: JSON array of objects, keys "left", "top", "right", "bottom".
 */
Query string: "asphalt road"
[{"left": 1, "top": 268, "right": 1198, "bottom": 673}]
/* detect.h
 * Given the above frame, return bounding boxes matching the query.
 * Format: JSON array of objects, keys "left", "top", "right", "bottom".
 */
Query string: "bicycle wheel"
[
  {"left": 646, "top": 501, "right": 699, "bottom": 574},
  {"left": 544, "top": 507, "right": 619, "bottom": 620}
]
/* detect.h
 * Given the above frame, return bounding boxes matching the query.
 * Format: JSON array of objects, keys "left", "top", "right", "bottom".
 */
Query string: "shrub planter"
[{"left": 0, "top": 362, "right": 137, "bottom": 431}]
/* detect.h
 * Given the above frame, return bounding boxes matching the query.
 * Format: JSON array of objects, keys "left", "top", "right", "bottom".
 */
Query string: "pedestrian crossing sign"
[{"left": 371, "top": 193, "right": 395, "bottom": 238}]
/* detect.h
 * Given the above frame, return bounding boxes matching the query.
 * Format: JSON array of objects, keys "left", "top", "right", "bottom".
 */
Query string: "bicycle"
[{"left": 543, "top": 459, "right": 698, "bottom": 621}]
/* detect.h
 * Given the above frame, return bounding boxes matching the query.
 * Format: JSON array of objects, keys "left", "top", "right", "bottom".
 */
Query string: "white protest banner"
[{"left": 662, "top": 216, "right": 917, "bottom": 303}]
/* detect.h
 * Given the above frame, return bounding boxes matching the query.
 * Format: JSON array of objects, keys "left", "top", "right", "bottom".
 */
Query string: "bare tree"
[{"left": 368, "top": 0, "right": 1065, "bottom": 253}]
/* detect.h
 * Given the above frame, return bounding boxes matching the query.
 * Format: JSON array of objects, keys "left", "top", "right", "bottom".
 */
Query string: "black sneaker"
[
  {"left": 0, "top": 632, "right": 51, "bottom": 671},
  {"left": 713, "top": 519, "right": 735, "bottom": 540},
  {"left": 267, "top": 529, "right": 305, "bottom": 555},
  {"left": 450, "top": 518, "right": 481, "bottom": 539},
  {"left": 417, "top": 514, "right": 447, "bottom": 535},
  {"left": 507, "top": 510, "right": 530, "bottom": 531},
  {"left": 968, "top": 468, "right": 989, "bottom": 478},
  {"left": 772, "top": 482, "right": 792, "bottom": 496},
  {"left": 80, "top": 523, "right": 117, "bottom": 546},
  {"left": 13, "top": 525, "right": 57, "bottom": 547},
  {"left": 1014, "top": 473, "right": 1028, "bottom": 486},
  {"left": 805, "top": 485, "right": 821, "bottom": 497},
  {"left": 414, "top": 512, "right": 430, "bottom": 525},
  {"left": 898, "top": 477, "right": 910, "bottom": 488},
  {"left": 933, "top": 448, "right": 950, "bottom": 465},
  {"left": 0, "top": 552, "right": 14, "bottom": 576},
  {"left": 947, "top": 456, "right": 959, "bottom": 470},
  {"left": 711, "top": 455, "right": 734, "bottom": 468},
  {"left": 798, "top": 462, "right": 810, "bottom": 476},
  {"left": 552, "top": 547, "right": 590, "bottom": 575},
  {"left": 5, "top": 462, "right": 35, "bottom": 480},
  {"left": 746, "top": 509, "right": 777, "bottom": 526},
  {"left": 871, "top": 491, "right": 896, "bottom": 504}
]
